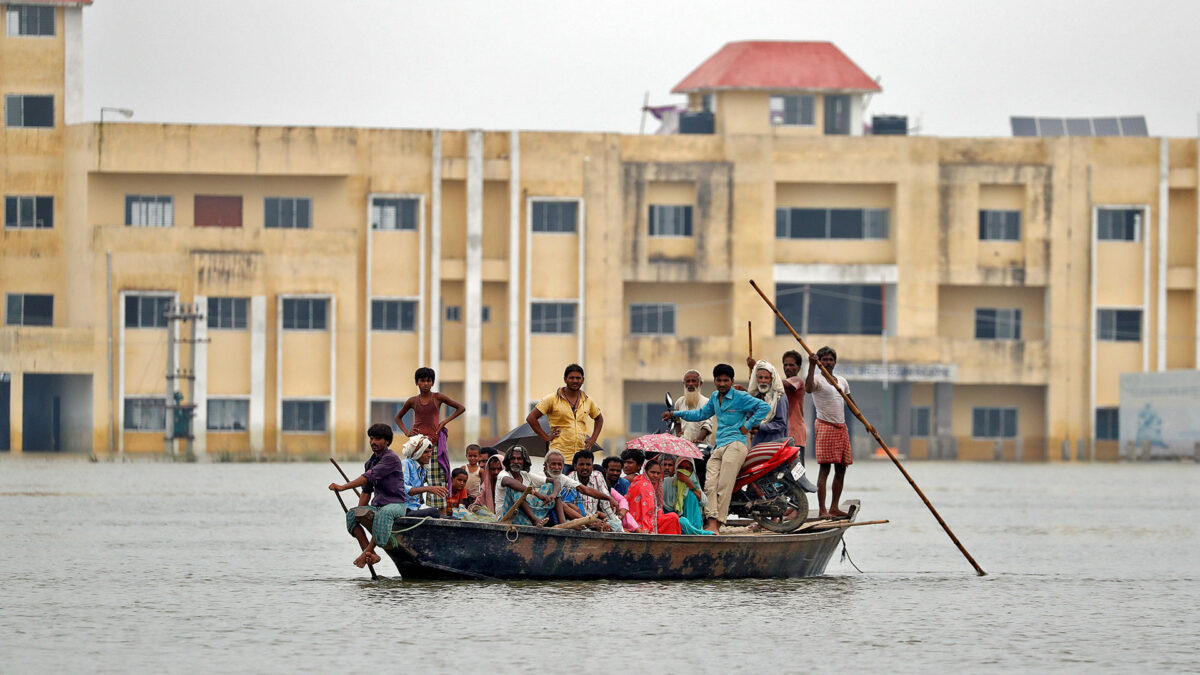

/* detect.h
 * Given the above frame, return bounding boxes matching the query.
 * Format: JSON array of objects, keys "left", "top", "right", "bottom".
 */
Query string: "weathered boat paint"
[{"left": 383, "top": 501, "right": 861, "bottom": 580}]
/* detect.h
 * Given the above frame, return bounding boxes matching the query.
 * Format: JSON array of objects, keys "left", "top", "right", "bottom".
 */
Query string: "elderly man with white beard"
[
  {"left": 673, "top": 370, "right": 714, "bottom": 445},
  {"left": 746, "top": 360, "right": 790, "bottom": 447}
]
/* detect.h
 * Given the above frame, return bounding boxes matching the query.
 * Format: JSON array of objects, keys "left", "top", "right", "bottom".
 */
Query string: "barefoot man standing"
[{"left": 806, "top": 346, "right": 852, "bottom": 518}]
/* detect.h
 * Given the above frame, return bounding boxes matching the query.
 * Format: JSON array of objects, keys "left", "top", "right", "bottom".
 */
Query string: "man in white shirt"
[
  {"left": 673, "top": 370, "right": 713, "bottom": 445},
  {"left": 805, "top": 346, "right": 852, "bottom": 518}
]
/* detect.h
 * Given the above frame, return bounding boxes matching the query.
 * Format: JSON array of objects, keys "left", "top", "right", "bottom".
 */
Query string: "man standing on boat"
[
  {"left": 526, "top": 363, "right": 604, "bottom": 465},
  {"left": 328, "top": 423, "right": 408, "bottom": 569},
  {"left": 662, "top": 363, "right": 771, "bottom": 533},
  {"left": 745, "top": 360, "right": 789, "bottom": 447},
  {"left": 806, "top": 347, "right": 852, "bottom": 518},
  {"left": 748, "top": 350, "right": 807, "bottom": 453},
  {"left": 673, "top": 369, "right": 713, "bottom": 445}
]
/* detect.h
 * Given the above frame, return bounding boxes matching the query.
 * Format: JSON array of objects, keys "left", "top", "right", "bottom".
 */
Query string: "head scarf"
[
  {"left": 474, "top": 455, "right": 503, "bottom": 511},
  {"left": 683, "top": 369, "right": 702, "bottom": 381},
  {"left": 751, "top": 360, "right": 785, "bottom": 424},
  {"left": 401, "top": 434, "right": 433, "bottom": 460}
]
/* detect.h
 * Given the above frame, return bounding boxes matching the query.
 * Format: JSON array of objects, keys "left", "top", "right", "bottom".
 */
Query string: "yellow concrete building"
[{"left": 2, "top": 7, "right": 1197, "bottom": 461}]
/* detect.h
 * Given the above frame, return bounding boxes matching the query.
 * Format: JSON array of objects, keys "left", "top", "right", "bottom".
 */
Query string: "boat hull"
[{"left": 382, "top": 502, "right": 858, "bottom": 581}]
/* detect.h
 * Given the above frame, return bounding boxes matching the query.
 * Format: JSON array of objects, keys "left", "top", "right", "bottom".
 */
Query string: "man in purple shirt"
[{"left": 329, "top": 423, "right": 410, "bottom": 569}]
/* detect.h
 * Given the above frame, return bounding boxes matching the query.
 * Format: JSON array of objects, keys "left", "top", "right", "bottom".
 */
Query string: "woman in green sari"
[{"left": 669, "top": 457, "right": 713, "bottom": 535}]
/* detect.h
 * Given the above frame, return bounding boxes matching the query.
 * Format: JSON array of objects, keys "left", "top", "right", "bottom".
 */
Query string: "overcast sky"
[{"left": 82, "top": 0, "right": 1200, "bottom": 138}]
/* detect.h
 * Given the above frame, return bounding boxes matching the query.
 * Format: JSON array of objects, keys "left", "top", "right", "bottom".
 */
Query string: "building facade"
[{"left": 2, "top": 7, "right": 1198, "bottom": 460}]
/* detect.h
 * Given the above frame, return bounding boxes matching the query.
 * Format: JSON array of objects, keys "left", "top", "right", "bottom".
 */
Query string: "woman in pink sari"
[
  {"left": 626, "top": 459, "right": 681, "bottom": 534},
  {"left": 461, "top": 454, "right": 503, "bottom": 521}
]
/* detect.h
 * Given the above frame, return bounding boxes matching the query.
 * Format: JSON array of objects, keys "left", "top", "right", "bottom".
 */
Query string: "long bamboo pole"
[
  {"left": 749, "top": 280, "right": 987, "bottom": 576},
  {"left": 330, "top": 458, "right": 379, "bottom": 580}
]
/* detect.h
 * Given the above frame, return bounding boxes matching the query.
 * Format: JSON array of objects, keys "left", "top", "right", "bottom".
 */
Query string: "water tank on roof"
[
  {"left": 872, "top": 115, "right": 908, "bottom": 136},
  {"left": 679, "top": 111, "right": 714, "bottom": 135}
]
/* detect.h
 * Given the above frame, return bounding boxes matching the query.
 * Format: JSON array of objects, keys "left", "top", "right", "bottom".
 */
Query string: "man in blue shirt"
[
  {"left": 664, "top": 363, "right": 771, "bottom": 533},
  {"left": 400, "top": 435, "right": 448, "bottom": 518}
]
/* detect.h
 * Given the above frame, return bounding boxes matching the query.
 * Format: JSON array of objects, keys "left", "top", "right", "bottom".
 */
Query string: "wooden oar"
[
  {"left": 747, "top": 320, "right": 754, "bottom": 378},
  {"left": 749, "top": 279, "right": 987, "bottom": 576},
  {"left": 330, "top": 458, "right": 379, "bottom": 580},
  {"left": 551, "top": 513, "right": 601, "bottom": 530},
  {"left": 809, "top": 519, "right": 889, "bottom": 531},
  {"left": 499, "top": 487, "right": 533, "bottom": 523}
]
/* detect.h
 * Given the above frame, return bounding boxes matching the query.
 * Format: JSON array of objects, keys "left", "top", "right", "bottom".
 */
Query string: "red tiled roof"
[{"left": 673, "top": 41, "right": 880, "bottom": 94}]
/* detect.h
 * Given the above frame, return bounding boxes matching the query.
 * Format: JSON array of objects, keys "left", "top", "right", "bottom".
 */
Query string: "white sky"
[{"left": 82, "top": 0, "right": 1200, "bottom": 137}]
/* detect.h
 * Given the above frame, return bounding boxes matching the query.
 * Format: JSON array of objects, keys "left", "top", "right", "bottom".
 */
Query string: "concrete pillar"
[
  {"left": 1062, "top": 439, "right": 1071, "bottom": 462},
  {"left": 1076, "top": 438, "right": 1087, "bottom": 463},
  {"left": 193, "top": 295, "right": 208, "bottom": 459},
  {"left": 1014, "top": 437, "right": 1024, "bottom": 462},
  {"left": 63, "top": 7, "right": 84, "bottom": 124},
  {"left": 464, "top": 130, "right": 483, "bottom": 445},
  {"left": 507, "top": 130, "right": 521, "bottom": 429},
  {"left": 430, "top": 131, "right": 442, "bottom": 383},
  {"left": 1121, "top": 440, "right": 1133, "bottom": 461},
  {"left": 933, "top": 382, "right": 955, "bottom": 460},
  {"left": 893, "top": 382, "right": 912, "bottom": 457},
  {"left": 249, "top": 295, "right": 266, "bottom": 458},
  {"left": 9, "top": 373, "right": 22, "bottom": 454}
]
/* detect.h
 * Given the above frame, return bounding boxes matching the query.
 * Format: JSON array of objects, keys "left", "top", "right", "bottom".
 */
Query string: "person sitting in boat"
[
  {"left": 626, "top": 459, "right": 682, "bottom": 534},
  {"left": 667, "top": 457, "right": 712, "bottom": 535},
  {"left": 659, "top": 454, "right": 676, "bottom": 509},
  {"left": 447, "top": 467, "right": 472, "bottom": 513},
  {"left": 328, "top": 423, "right": 408, "bottom": 569},
  {"left": 401, "top": 435, "right": 449, "bottom": 518},
  {"left": 459, "top": 454, "right": 503, "bottom": 522},
  {"left": 539, "top": 449, "right": 615, "bottom": 527},
  {"left": 620, "top": 448, "right": 645, "bottom": 484},
  {"left": 605, "top": 456, "right": 631, "bottom": 496},
  {"left": 495, "top": 445, "right": 555, "bottom": 526},
  {"left": 460, "top": 444, "right": 483, "bottom": 497},
  {"left": 746, "top": 360, "right": 790, "bottom": 447},
  {"left": 558, "top": 449, "right": 622, "bottom": 531},
  {"left": 601, "top": 457, "right": 641, "bottom": 532}
]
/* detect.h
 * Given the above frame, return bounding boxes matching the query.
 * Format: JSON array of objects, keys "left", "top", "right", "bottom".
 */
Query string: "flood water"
[{"left": 0, "top": 458, "right": 1196, "bottom": 673}]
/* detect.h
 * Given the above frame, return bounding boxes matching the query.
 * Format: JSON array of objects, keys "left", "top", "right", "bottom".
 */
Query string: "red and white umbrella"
[{"left": 625, "top": 433, "right": 705, "bottom": 459}]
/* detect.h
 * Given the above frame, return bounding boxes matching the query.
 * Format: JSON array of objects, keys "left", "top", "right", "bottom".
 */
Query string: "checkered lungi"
[
  {"left": 346, "top": 503, "right": 407, "bottom": 549},
  {"left": 815, "top": 419, "right": 852, "bottom": 465},
  {"left": 425, "top": 460, "right": 447, "bottom": 509}
]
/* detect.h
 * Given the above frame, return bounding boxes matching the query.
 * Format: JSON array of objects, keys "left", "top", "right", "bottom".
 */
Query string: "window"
[
  {"left": 775, "top": 284, "right": 882, "bottom": 335},
  {"left": 627, "top": 402, "right": 664, "bottom": 436},
  {"left": 207, "top": 297, "right": 248, "bottom": 330},
  {"left": 824, "top": 95, "right": 851, "bottom": 135},
  {"left": 480, "top": 400, "right": 491, "bottom": 418},
  {"left": 282, "top": 400, "right": 328, "bottom": 432},
  {"left": 979, "top": 210, "right": 1021, "bottom": 241},
  {"left": 194, "top": 195, "right": 242, "bottom": 228},
  {"left": 371, "top": 400, "right": 413, "bottom": 435},
  {"left": 482, "top": 306, "right": 491, "bottom": 322},
  {"left": 1097, "top": 208, "right": 1141, "bottom": 241},
  {"left": 125, "top": 294, "right": 172, "bottom": 329},
  {"left": 444, "top": 306, "right": 461, "bottom": 322},
  {"left": 6, "top": 5, "right": 55, "bottom": 36},
  {"left": 1097, "top": 309, "right": 1141, "bottom": 342},
  {"left": 975, "top": 308, "right": 1022, "bottom": 340},
  {"left": 265, "top": 197, "right": 311, "bottom": 229},
  {"left": 769, "top": 95, "right": 815, "bottom": 126},
  {"left": 5, "top": 293, "right": 52, "bottom": 326},
  {"left": 207, "top": 399, "right": 249, "bottom": 431},
  {"left": 648, "top": 205, "right": 693, "bottom": 237},
  {"left": 4, "top": 196, "right": 52, "bottom": 229},
  {"left": 1095, "top": 408, "right": 1119, "bottom": 441},
  {"left": 531, "top": 302, "right": 576, "bottom": 334},
  {"left": 370, "top": 197, "right": 418, "bottom": 230},
  {"left": 282, "top": 298, "right": 328, "bottom": 330},
  {"left": 125, "top": 195, "right": 173, "bottom": 227},
  {"left": 531, "top": 200, "right": 578, "bottom": 233},
  {"left": 911, "top": 406, "right": 931, "bottom": 438},
  {"left": 972, "top": 407, "right": 1018, "bottom": 439},
  {"left": 629, "top": 303, "right": 675, "bottom": 336},
  {"left": 776, "top": 208, "right": 888, "bottom": 240},
  {"left": 371, "top": 299, "right": 416, "bottom": 332},
  {"left": 125, "top": 397, "right": 166, "bottom": 431},
  {"left": 5, "top": 94, "right": 53, "bottom": 128}
]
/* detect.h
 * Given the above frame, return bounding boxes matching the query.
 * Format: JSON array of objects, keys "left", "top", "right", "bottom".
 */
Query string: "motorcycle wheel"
[{"left": 750, "top": 480, "right": 810, "bottom": 533}]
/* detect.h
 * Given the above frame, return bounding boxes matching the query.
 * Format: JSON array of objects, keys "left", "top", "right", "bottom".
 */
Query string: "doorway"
[{"left": 22, "top": 374, "right": 92, "bottom": 452}]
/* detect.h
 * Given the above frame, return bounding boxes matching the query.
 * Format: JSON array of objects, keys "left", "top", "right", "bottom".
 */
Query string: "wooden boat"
[{"left": 381, "top": 500, "right": 867, "bottom": 580}]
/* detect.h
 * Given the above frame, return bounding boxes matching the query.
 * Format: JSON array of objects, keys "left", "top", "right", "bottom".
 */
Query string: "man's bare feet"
[
  {"left": 353, "top": 550, "right": 379, "bottom": 568},
  {"left": 828, "top": 509, "right": 849, "bottom": 518}
]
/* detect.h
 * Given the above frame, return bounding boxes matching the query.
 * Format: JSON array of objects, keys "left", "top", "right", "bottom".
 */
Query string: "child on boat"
[{"left": 395, "top": 367, "right": 465, "bottom": 516}]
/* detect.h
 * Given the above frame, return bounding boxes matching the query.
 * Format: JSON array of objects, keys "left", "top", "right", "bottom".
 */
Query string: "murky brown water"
[{"left": 0, "top": 459, "right": 1196, "bottom": 672}]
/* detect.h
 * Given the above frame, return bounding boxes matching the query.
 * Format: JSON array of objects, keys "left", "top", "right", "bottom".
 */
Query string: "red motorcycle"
[{"left": 664, "top": 393, "right": 811, "bottom": 532}]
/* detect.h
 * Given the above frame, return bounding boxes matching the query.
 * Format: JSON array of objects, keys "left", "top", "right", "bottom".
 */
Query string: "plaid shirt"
[{"left": 571, "top": 470, "right": 617, "bottom": 519}]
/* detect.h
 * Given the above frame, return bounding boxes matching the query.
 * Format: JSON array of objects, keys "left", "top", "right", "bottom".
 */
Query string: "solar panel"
[
  {"left": 1066, "top": 118, "right": 1093, "bottom": 136},
  {"left": 1009, "top": 115, "right": 1148, "bottom": 137},
  {"left": 1011, "top": 117, "right": 1037, "bottom": 136},
  {"left": 1092, "top": 117, "right": 1120, "bottom": 136},
  {"left": 1118, "top": 116, "right": 1148, "bottom": 136}
]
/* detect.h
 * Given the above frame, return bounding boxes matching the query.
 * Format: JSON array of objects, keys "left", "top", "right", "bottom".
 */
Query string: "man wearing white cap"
[{"left": 673, "top": 370, "right": 713, "bottom": 445}]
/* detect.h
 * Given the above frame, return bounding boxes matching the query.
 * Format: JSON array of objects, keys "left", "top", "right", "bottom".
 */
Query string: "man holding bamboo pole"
[{"left": 806, "top": 347, "right": 852, "bottom": 518}]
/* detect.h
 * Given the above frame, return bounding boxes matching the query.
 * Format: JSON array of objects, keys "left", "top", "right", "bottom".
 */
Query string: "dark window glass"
[
  {"left": 824, "top": 95, "right": 851, "bottom": 135},
  {"left": 207, "top": 399, "right": 249, "bottom": 431},
  {"left": 791, "top": 209, "right": 826, "bottom": 238},
  {"left": 829, "top": 209, "right": 864, "bottom": 239},
  {"left": 282, "top": 298, "right": 328, "bottom": 330},
  {"left": 1097, "top": 309, "right": 1141, "bottom": 341},
  {"left": 975, "top": 308, "right": 1021, "bottom": 340},
  {"left": 207, "top": 297, "right": 248, "bottom": 330},
  {"left": 629, "top": 303, "right": 676, "bottom": 335},
  {"left": 3, "top": 196, "right": 52, "bottom": 228},
  {"left": 124, "top": 398, "right": 166, "bottom": 431},
  {"left": 282, "top": 400, "right": 328, "bottom": 432},
  {"left": 979, "top": 210, "right": 1021, "bottom": 241},
  {"left": 370, "top": 197, "right": 418, "bottom": 230},
  {"left": 531, "top": 302, "right": 576, "bottom": 334},
  {"left": 532, "top": 200, "right": 579, "bottom": 233},
  {"left": 265, "top": 197, "right": 311, "bottom": 229},
  {"left": 769, "top": 95, "right": 815, "bottom": 126},
  {"left": 627, "top": 402, "right": 664, "bottom": 435},
  {"left": 7, "top": 5, "right": 56, "bottom": 36},
  {"left": 775, "top": 283, "right": 882, "bottom": 335},
  {"left": 5, "top": 293, "right": 52, "bottom": 326},
  {"left": 648, "top": 204, "right": 693, "bottom": 237},
  {"left": 911, "top": 407, "right": 931, "bottom": 437},
  {"left": 4, "top": 95, "right": 53, "bottom": 128},
  {"left": 1095, "top": 408, "right": 1119, "bottom": 441},
  {"left": 1097, "top": 208, "right": 1141, "bottom": 241},
  {"left": 125, "top": 195, "right": 173, "bottom": 227},
  {"left": 777, "top": 208, "right": 888, "bottom": 240},
  {"left": 125, "top": 295, "right": 171, "bottom": 328},
  {"left": 370, "top": 299, "right": 416, "bottom": 331},
  {"left": 972, "top": 407, "right": 1018, "bottom": 438}
]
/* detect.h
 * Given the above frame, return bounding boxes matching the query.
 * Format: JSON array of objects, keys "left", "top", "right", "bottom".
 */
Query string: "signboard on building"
[
  {"left": 837, "top": 363, "right": 957, "bottom": 383},
  {"left": 1119, "top": 370, "right": 1200, "bottom": 459}
]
